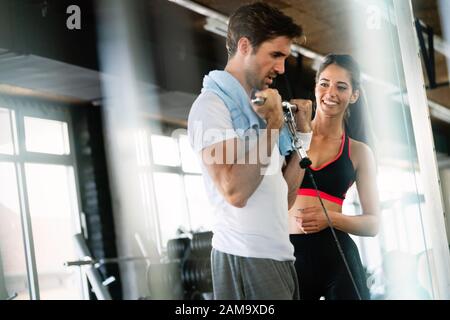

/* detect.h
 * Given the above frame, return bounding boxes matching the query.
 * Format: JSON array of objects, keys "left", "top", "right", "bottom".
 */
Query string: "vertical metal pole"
[{"left": 14, "top": 110, "right": 40, "bottom": 300}]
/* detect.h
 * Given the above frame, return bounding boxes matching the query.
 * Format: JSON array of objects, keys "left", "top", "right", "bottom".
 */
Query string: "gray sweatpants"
[{"left": 211, "top": 248, "right": 300, "bottom": 300}]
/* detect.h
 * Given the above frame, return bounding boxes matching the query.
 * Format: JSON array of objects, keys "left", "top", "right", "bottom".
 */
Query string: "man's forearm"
[{"left": 283, "top": 152, "right": 305, "bottom": 209}]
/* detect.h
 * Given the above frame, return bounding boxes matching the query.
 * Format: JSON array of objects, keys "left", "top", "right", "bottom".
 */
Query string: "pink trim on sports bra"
[
  {"left": 297, "top": 188, "right": 344, "bottom": 205},
  {"left": 309, "top": 132, "right": 346, "bottom": 171}
]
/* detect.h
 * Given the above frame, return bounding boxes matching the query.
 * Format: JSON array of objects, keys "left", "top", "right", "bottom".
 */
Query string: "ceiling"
[
  {"left": 193, "top": 0, "right": 449, "bottom": 106},
  {"left": 195, "top": 0, "right": 445, "bottom": 48},
  {"left": 0, "top": 0, "right": 448, "bottom": 126}
]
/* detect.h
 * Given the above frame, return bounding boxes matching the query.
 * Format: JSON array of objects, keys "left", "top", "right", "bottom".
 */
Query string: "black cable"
[
  {"left": 256, "top": 96, "right": 363, "bottom": 299},
  {"left": 305, "top": 167, "right": 362, "bottom": 300},
  {"left": 284, "top": 100, "right": 362, "bottom": 300}
]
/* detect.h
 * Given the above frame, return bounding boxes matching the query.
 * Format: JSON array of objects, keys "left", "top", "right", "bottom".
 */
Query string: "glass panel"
[
  {"left": 151, "top": 135, "right": 180, "bottom": 167},
  {"left": 0, "top": 162, "right": 30, "bottom": 300},
  {"left": 179, "top": 135, "right": 201, "bottom": 174},
  {"left": 24, "top": 117, "right": 70, "bottom": 155},
  {"left": 376, "top": 165, "right": 431, "bottom": 299},
  {"left": 24, "top": 163, "right": 83, "bottom": 300},
  {"left": 377, "top": 166, "right": 427, "bottom": 253},
  {"left": 342, "top": 0, "right": 435, "bottom": 299},
  {"left": 184, "top": 175, "right": 213, "bottom": 231},
  {"left": 0, "top": 108, "right": 14, "bottom": 155},
  {"left": 153, "top": 172, "right": 189, "bottom": 248}
]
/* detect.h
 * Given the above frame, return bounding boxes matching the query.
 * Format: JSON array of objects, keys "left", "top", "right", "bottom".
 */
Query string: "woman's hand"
[
  {"left": 294, "top": 206, "right": 333, "bottom": 234},
  {"left": 290, "top": 99, "right": 312, "bottom": 133}
]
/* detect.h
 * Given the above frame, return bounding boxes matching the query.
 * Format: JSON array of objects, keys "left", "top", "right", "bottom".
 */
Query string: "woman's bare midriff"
[{"left": 288, "top": 195, "right": 343, "bottom": 234}]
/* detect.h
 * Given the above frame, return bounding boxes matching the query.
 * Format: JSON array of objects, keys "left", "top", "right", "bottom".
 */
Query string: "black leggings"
[{"left": 290, "top": 228, "right": 370, "bottom": 300}]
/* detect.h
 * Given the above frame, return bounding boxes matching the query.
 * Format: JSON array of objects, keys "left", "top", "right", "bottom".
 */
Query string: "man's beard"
[{"left": 245, "top": 65, "right": 264, "bottom": 90}]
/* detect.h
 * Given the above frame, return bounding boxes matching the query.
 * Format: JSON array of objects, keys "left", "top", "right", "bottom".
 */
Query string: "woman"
[{"left": 289, "top": 54, "right": 380, "bottom": 300}]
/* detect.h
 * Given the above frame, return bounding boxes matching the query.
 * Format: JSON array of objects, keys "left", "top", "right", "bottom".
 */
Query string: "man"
[{"left": 188, "top": 2, "right": 312, "bottom": 299}]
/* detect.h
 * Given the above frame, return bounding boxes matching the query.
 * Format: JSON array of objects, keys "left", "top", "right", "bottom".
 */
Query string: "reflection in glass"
[
  {"left": 24, "top": 163, "right": 83, "bottom": 300},
  {"left": 376, "top": 165, "right": 432, "bottom": 299},
  {"left": 340, "top": 0, "right": 437, "bottom": 299},
  {"left": 24, "top": 117, "right": 70, "bottom": 155},
  {"left": 0, "top": 162, "right": 30, "bottom": 300}
]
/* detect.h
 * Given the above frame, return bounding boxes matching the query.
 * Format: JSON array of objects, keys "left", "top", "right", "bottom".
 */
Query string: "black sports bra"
[{"left": 298, "top": 132, "right": 356, "bottom": 205}]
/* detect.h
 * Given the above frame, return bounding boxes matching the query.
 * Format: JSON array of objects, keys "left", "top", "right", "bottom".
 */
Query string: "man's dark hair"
[{"left": 226, "top": 2, "right": 302, "bottom": 58}]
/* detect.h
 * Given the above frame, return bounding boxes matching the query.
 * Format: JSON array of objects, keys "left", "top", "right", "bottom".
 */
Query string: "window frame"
[
  {"left": 0, "top": 102, "right": 87, "bottom": 300},
  {"left": 149, "top": 131, "right": 206, "bottom": 253}
]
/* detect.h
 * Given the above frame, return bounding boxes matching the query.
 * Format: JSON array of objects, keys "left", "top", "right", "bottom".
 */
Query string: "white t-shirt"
[{"left": 187, "top": 91, "right": 295, "bottom": 261}]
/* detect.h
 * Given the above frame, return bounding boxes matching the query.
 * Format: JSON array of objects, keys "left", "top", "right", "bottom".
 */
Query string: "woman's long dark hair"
[{"left": 315, "top": 54, "right": 376, "bottom": 150}]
